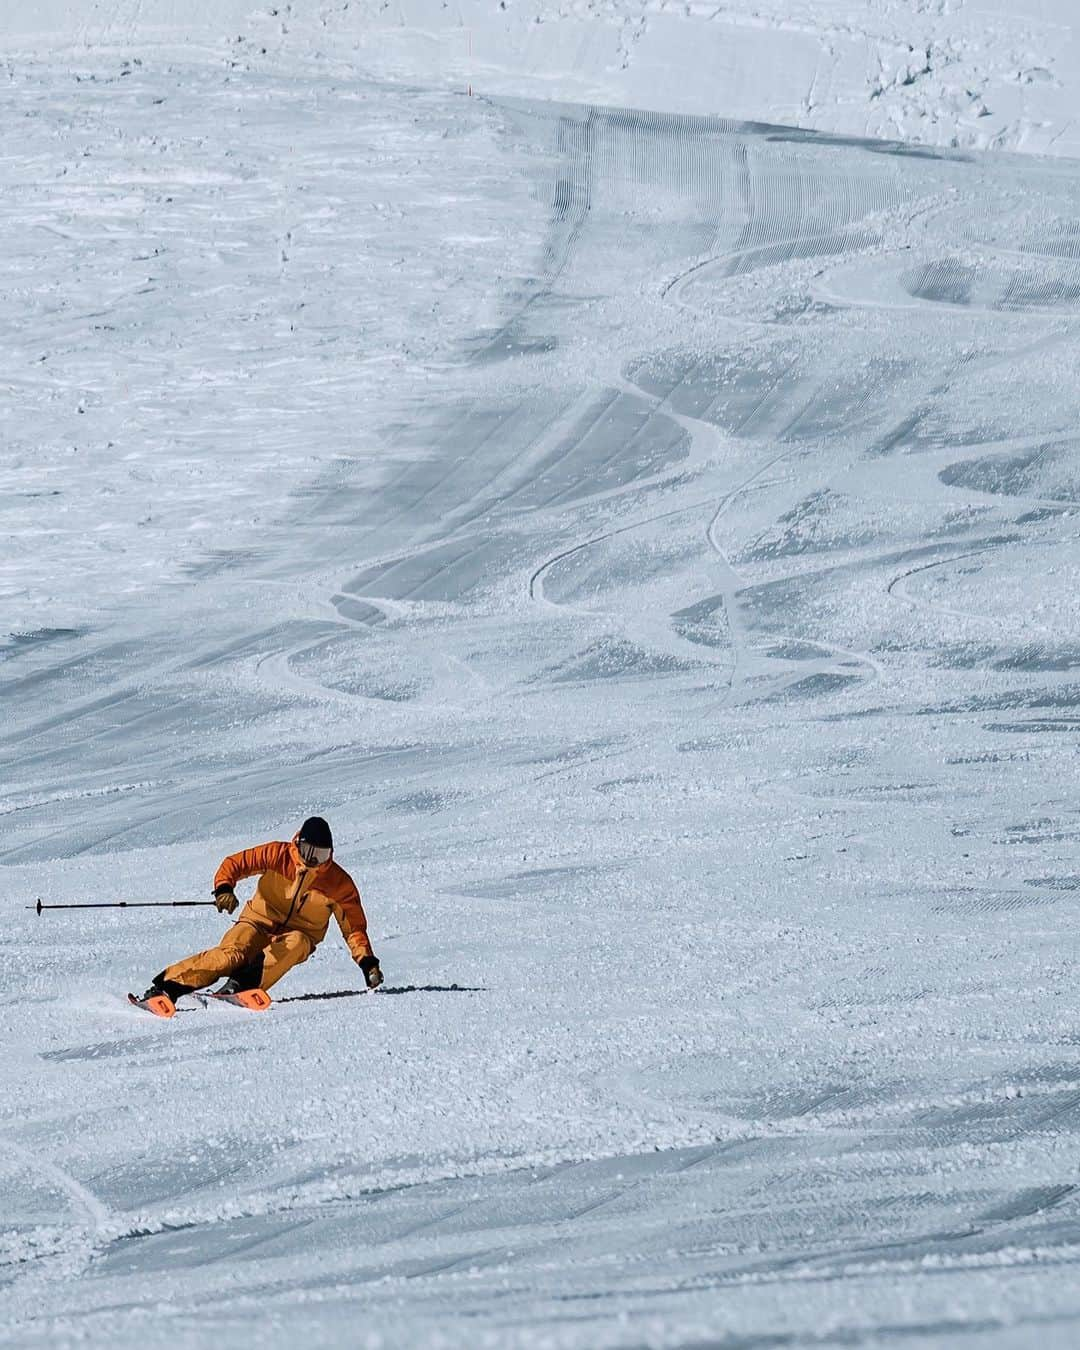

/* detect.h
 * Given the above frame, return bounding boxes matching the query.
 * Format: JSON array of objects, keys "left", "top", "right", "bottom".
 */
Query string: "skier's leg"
[
  {"left": 158, "top": 921, "right": 271, "bottom": 993},
  {"left": 259, "top": 930, "right": 314, "bottom": 990},
  {"left": 226, "top": 951, "right": 266, "bottom": 992}
]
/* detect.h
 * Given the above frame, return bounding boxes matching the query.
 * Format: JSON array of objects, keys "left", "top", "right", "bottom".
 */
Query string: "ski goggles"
[{"left": 298, "top": 841, "right": 332, "bottom": 865}]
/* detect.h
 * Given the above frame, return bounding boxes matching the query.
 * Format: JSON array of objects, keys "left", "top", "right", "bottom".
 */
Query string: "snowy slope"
[
  {"left": 2, "top": 0, "right": 1080, "bottom": 158},
  {"left": 5, "top": 9, "right": 1080, "bottom": 1350}
]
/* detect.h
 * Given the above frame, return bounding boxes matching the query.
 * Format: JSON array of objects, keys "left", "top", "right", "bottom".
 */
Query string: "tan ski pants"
[{"left": 162, "top": 913, "right": 314, "bottom": 991}]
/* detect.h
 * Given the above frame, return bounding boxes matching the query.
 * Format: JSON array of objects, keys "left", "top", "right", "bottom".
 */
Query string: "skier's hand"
[
  {"left": 359, "top": 955, "right": 383, "bottom": 989},
  {"left": 214, "top": 888, "right": 238, "bottom": 914}
]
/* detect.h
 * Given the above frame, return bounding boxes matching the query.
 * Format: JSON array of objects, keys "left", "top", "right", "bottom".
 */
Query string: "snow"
[
  {"left": 4, "top": 0, "right": 1080, "bottom": 158},
  {"left": 4, "top": 4, "right": 1080, "bottom": 1348}
]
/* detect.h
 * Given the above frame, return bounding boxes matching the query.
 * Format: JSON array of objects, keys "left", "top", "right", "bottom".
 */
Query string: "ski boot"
[{"left": 128, "top": 977, "right": 193, "bottom": 1018}]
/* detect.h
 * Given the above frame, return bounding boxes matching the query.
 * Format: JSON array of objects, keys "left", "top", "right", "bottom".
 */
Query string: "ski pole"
[{"left": 29, "top": 899, "right": 219, "bottom": 916}]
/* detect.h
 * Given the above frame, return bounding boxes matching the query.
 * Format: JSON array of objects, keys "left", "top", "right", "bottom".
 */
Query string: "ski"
[
  {"left": 201, "top": 988, "right": 272, "bottom": 1012},
  {"left": 128, "top": 991, "right": 176, "bottom": 1019}
]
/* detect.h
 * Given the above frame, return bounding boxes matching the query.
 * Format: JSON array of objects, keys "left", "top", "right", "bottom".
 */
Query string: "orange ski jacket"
[{"left": 213, "top": 836, "right": 374, "bottom": 962}]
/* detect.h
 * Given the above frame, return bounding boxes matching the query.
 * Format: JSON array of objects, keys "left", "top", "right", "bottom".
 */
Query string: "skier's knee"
[
  {"left": 221, "top": 945, "right": 260, "bottom": 974},
  {"left": 279, "top": 931, "right": 314, "bottom": 960}
]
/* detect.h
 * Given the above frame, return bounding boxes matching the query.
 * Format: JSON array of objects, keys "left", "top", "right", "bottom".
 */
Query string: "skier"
[{"left": 136, "top": 816, "right": 382, "bottom": 1011}]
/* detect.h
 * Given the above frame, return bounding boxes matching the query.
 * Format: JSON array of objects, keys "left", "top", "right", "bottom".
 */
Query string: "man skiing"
[{"left": 135, "top": 816, "right": 382, "bottom": 1013}]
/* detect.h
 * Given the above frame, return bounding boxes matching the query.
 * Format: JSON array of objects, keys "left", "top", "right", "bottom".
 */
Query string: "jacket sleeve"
[
  {"left": 328, "top": 869, "right": 374, "bottom": 962},
  {"left": 213, "top": 842, "right": 290, "bottom": 895}
]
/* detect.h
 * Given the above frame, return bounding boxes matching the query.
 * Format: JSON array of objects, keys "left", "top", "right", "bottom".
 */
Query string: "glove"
[
  {"left": 358, "top": 955, "right": 383, "bottom": 989},
  {"left": 214, "top": 888, "right": 238, "bottom": 915}
]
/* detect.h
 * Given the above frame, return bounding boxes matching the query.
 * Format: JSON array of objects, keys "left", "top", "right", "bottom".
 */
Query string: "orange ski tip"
[
  {"left": 231, "top": 988, "right": 272, "bottom": 1011},
  {"left": 129, "top": 992, "right": 176, "bottom": 1018}
]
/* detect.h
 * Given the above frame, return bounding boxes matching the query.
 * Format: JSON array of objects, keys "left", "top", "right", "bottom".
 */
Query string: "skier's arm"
[
  {"left": 328, "top": 874, "right": 381, "bottom": 986},
  {"left": 213, "top": 842, "right": 290, "bottom": 898},
  {"left": 331, "top": 888, "right": 374, "bottom": 962}
]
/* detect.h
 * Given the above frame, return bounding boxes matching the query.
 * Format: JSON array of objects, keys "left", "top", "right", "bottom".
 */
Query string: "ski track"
[{"left": 7, "top": 54, "right": 1080, "bottom": 1350}]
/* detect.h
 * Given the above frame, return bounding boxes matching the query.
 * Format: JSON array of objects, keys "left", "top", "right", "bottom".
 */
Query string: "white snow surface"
[
  {"left": 4, "top": 0, "right": 1080, "bottom": 158},
  {"left": 5, "top": 7, "right": 1080, "bottom": 1350}
]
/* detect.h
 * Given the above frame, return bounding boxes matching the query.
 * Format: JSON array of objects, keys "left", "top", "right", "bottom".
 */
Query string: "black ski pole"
[{"left": 29, "top": 899, "right": 219, "bottom": 916}]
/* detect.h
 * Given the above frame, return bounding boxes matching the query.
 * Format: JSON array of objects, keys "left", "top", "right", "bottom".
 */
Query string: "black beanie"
[{"left": 299, "top": 816, "right": 333, "bottom": 849}]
